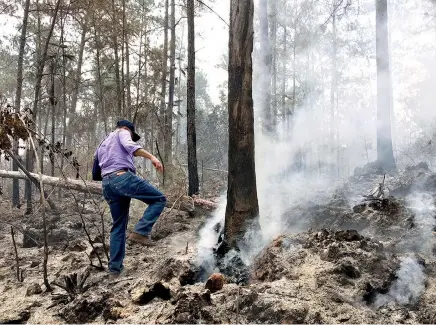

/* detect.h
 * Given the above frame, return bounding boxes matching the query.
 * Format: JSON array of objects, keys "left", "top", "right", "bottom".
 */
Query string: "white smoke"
[
  {"left": 374, "top": 256, "right": 425, "bottom": 308},
  {"left": 195, "top": 195, "right": 226, "bottom": 273},
  {"left": 406, "top": 192, "right": 436, "bottom": 256}
]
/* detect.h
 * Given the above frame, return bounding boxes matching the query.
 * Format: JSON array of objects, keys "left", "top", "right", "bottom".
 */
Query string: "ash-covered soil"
[{"left": 1, "top": 163, "right": 436, "bottom": 324}]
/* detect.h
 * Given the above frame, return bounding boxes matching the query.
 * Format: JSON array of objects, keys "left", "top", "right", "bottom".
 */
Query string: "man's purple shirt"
[{"left": 96, "top": 129, "right": 142, "bottom": 176}]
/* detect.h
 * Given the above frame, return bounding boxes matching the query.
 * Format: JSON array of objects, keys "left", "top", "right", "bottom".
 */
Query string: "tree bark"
[
  {"left": 165, "top": 0, "right": 176, "bottom": 164},
  {"left": 187, "top": 0, "right": 199, "bottom": 196},
  {"left": 376, "top": 0, "right": 396, "bottom": 171},
  {"left": 27, "top": 0, "right": 62, "bottom": 213},
  {"left": 12, "top": 0, "right": 31, "bottom": 208},
  {"left": 112, "top": 0, "right": 122, "bottom": 116},
  {"left": 0, "top": 170, "right": 217, "bottom": 212},
  {"left": 160, "top": 0, "right": 169, "bottom": 155},
  {"left": 67, "top": 10, "right": 89, "bottom": 147},
  {"left": 330, "top": 14, "right": 337, "bottom": 177},
  {"left": 270, "top": 0, "right": 277, "bottom": 128},
  {"left": 224, "top": 0, "right": 259, "bottom": 249},
  {"left": 259, "top": 0, "right": 272, "bottom": 134}
]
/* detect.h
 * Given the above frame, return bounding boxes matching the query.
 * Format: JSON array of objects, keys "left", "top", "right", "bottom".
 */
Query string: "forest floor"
[{"left": 1, "top": 163, "right": 436, "bottom": 324}]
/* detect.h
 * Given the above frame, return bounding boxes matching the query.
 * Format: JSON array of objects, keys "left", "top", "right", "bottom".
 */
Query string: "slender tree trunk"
[
  {"left": 224, "top": 0, "right": 259, "bottom": 249},
  {"left": 12, "top": 0, "right": 31, "bottom": 208},
  {"left": 112, "top": 0, "right": 122, "bottom": 116},
  {"left": 259, "top": 0, "right": 272, "bottom": 134},
  {"left": 123, "top": 0, "right": 132, "bottom": 118},
  {"left": 94, "top": 25, "right": 108, "bottom": 133},
  {"left": 50, "top": 59, "right": 56, "bottom": 178},
  {"left": 330, "top": 14, "right": 337, "bottom": 177},
  {"left": 281, "top": 25, "right": 287, "bottom": 122},
  {"left": 160, "top": 0, "right": 169, "bottom": 156},
  {"left": 376, "top": 0, "right": 396, "bottom": 170},
  {"left": 27, "top": 0, "right": 62, "bottom": 213},
  {"left": 270, "top": 0, "right": 277, "bottom": 129},
  {"left": 67, "top": 11, "right": 88, "bottom": 147},
  {"left": 165, "top": 0, "right": 176, "bottom": 163},
  {"left": 187, "top": 0, "right": 199, "bottom": 196},
  {"left": 292, "top": 35, "right": 296, "bottom": 116}
]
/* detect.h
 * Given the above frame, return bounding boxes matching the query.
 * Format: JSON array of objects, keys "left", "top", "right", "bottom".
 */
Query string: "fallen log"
[{"left": 0, "top": 170, "right": 218, "bottom": 212}]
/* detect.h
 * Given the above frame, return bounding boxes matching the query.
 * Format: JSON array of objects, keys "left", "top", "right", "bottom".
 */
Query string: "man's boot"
[{"left": 128, "top": 232, "right": 156, "bottom": 246}]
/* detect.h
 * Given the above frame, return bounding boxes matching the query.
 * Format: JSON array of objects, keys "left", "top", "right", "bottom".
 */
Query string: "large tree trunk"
[
  {"left": 12, "top": 0, "right": 31, "bottom": 208},
  {"left": 187, "top": 0, "right": 199, "bottom": 196},
  {"left": 259, "top": 0, "right": 272, "bottom": 134},
  {"left": 165, "top": 0, "right": 176, "bottom": 164},
  {"left": 0, "top": 170, "right": 217, "bottom": 212},
  {"left": 224, "top": 0, "right": 259, "bottom": 249},
  {"left": 376, "top": 0, "right": 396, "bottom": 171}
]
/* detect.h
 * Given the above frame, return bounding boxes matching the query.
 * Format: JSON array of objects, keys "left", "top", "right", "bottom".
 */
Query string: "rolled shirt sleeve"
[{"left": 118, "top": 129, "right": 142, "bottom": 155}]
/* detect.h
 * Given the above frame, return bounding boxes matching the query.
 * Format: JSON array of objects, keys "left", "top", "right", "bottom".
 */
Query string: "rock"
[
  {"left": 22, "top": 228, "right": 69, "bottom": 248},
  {"left": 205, "top": 273, "right": 225, "bottom": 293},
  {"left": 65, "top": 221, "right": 83, "bottom": 230},
  {"left": 102, "top": 299, "right": 123, "bottom": 321},
  {"left": 59, "top": 292, "right": 109, "bottom": 323},
  {"left": 29, "top": 260, "right": 40, "bottom": 268},
  {"left": 132, "top": 282, "right": 171, "bottom": 305},
  {"left": 68, "top": 241, "right": 87, "bottom": 252},
  {"left": 170, "top": 289, "right": 213, "bottom": 323},
  {"left": 26, "top": 283, "right": 42, "bottom": 296},
  {"left": 0, "top": 310, "right": 30, "bottom": 324}
]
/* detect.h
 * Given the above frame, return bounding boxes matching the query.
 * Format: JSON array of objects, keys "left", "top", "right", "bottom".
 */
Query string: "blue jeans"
[{"left": 102, "top": 171, "right": 166, "bottom": 273}]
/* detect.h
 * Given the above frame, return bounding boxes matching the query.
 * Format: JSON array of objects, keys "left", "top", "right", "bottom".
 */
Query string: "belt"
[{"left": 103, "top": 169, "right": 131, "bottom": 178}]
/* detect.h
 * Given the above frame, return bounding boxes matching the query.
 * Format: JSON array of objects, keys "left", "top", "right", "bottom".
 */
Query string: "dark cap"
[{"left": 116, "top": 120, "right": 141, "bottom": 142}]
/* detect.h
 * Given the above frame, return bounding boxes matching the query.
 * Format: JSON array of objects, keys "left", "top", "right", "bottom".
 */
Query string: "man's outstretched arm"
[{"left": 134, "top": 148, "right": 163, "bottom": 172}]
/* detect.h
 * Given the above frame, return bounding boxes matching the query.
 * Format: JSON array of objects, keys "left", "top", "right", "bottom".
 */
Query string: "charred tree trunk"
[
  {"left": 224, "top": 0, "right": 259, "bottom": 249},
  {"left": 187, "top": 0, "right": 199, "bottom": 196},
  {"left": 165, "top": 0, "right": 176, "bottom": 164},
  {"left": 50, "top": 58, "right": 56, "bottom": 178},
  {"left": 376, "top": 0, "right": 396, "bottom": 171},
  {"left": 259, "top": 0, "right": 272, "bottom": 134},
  {"left": 12, "top": 0, "right": 31, "bottom": 208}
]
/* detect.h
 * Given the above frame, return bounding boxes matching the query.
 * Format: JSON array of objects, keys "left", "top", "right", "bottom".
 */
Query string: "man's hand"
[{"left": 151, "top": 157, "right": 163, "bottom": 173}]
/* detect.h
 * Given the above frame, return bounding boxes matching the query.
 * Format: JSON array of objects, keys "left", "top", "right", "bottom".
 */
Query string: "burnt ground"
[{"left": 1, "top": 163, "right": 436, "bottom": 323}]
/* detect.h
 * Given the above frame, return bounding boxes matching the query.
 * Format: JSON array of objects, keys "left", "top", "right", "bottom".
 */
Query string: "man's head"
[{"left": 116, "top": 120, "right": 141, "bottom": 142}]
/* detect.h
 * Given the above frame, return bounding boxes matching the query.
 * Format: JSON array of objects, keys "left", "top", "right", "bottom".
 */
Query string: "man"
[{"left": 95, "top": 120, "right": 166, "bottom": 276}]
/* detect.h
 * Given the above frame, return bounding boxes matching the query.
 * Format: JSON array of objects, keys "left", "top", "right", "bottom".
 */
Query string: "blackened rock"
[
  {"left": 59, "top": 293, "right": 109, "bottom": 323},
  {"left": 0, "top": 310, "right": 30, "bottom": 324},
  {"left": 26, "top": 283, "right": 42, "bottom": 296},
  {"left": 132, "top": 282, "right": 171, "bottom": 305},
  {"left": 334, "top": 229, "right": 363, "bottom": 242},
  {"left": 216, "top": 252, "right": 249, "bottom": 285}
]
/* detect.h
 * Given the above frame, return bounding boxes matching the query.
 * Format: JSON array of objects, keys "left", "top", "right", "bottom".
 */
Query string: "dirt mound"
[{"left": 252, "top": 229, "right": 398, "bottom": 303}]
